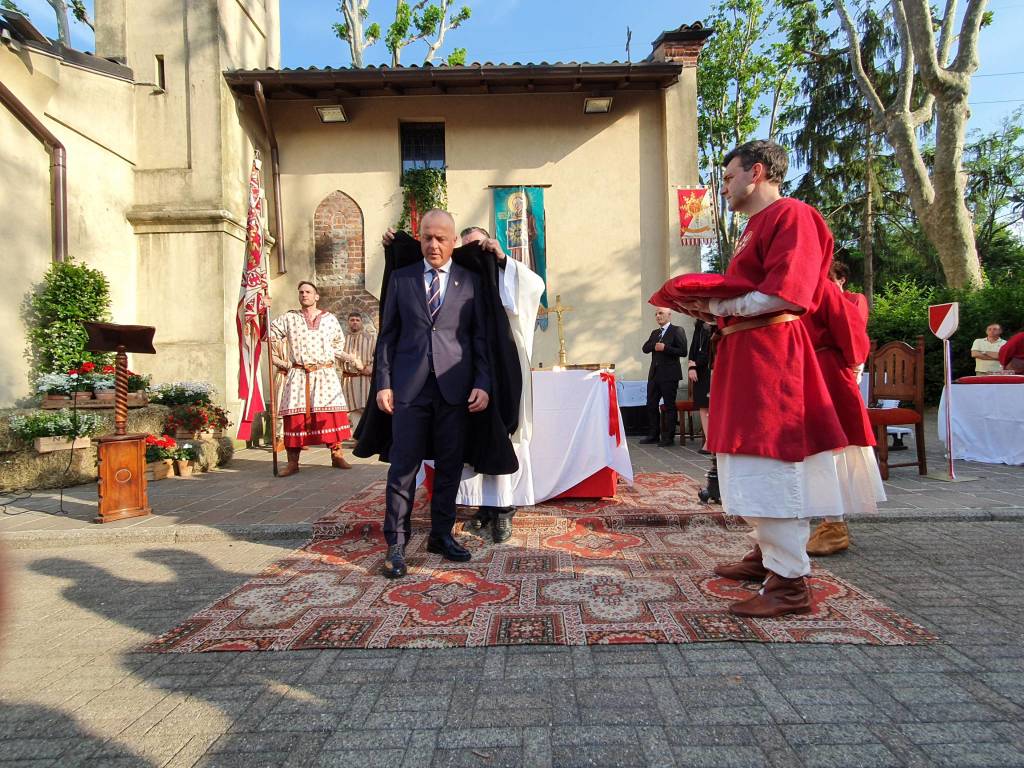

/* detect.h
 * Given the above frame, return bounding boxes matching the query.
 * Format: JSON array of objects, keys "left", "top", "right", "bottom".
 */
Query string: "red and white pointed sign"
[{"left": 929, "top": 302, "right": 959, "bottom": 340}]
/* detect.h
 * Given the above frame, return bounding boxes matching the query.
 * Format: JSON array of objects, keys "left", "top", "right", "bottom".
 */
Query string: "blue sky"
[{"left": 15, "top": 0, "right": 1024, "bottom": 134}]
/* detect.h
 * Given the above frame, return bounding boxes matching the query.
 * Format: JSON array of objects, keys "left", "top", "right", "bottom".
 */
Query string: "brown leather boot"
[
  {"left": 277, "top": 448, "right": 301, "bottom": 477},
  {"left": 806, "top": 521, "right": 850, "bottom": 556},
  {"left": 713, "top": 545, "right": 769, "bottom": 582},
  {"left": 330, "top": 445, "right": 352, "bottom": 469},
  {"left": 729, "top": 572, "right": 813, "bottom": 618}
]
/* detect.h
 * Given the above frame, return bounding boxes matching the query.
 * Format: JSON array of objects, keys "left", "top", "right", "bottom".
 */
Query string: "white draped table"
[
  {"left": 530, "top": 369, "right": 634, "bottom": 501},
  {"left": 938, "top": 384, "right": 1024, "bottom": 465}
]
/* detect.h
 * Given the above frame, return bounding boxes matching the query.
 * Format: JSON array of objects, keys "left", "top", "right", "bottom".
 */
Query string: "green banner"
[{"left": 493, "top": 186, "right": 549, "bottom": 329}]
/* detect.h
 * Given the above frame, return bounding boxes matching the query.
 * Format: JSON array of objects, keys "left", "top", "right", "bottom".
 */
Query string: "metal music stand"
[{"left": 84, "top": 322, "right": 156, "bottom": 523}]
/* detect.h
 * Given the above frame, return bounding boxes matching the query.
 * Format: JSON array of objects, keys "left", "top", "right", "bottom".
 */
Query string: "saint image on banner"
[{"left": 494, "top": 186, "right": 549, "bottom": 328}]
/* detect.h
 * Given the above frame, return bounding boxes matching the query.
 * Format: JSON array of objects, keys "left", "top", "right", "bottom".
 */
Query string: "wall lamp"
[
  {"left": 316, "top": 105, "right": 348, "bottom": 123},
  {"left": 583, "top": 96, "right": 613, "bottom": 114}
]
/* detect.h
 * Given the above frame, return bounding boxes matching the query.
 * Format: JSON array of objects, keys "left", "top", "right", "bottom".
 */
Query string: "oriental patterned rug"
[{"left": 145, "top": 473, "right": 935, "bottom": 652}]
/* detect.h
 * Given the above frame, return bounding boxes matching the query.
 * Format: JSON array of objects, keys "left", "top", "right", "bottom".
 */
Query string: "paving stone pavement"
[
  {"left": 2, "top": 409, "right": 1022, "bottom": 548},
  {"left": 2, "top": 516, "right": 1024, "bottom": 767}
]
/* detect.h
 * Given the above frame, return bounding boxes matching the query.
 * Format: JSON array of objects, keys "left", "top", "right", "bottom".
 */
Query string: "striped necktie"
[{"left": 427, "top": 268, "right": 442, "bottom": 320}]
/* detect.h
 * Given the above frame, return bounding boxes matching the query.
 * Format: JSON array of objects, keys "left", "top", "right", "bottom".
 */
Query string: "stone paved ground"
[
  {"left": 1, "top": 410, "right": 1023, "bottom": 766},
  {"left": 2, "top": 520, "right": 1024, "bottom": 767},
  {"left": 2, "top": 410, "right": 1022, "bottom": 546}
]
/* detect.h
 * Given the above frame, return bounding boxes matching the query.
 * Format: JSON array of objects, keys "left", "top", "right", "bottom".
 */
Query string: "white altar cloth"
[
  {"left": 530, "top": 370, "right": 634, "bottom": 501},
  {"left": 938, "top": 384, "right": 1024, "bottom": 465}
]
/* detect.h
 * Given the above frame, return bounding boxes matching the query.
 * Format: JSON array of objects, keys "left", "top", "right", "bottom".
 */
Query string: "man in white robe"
[{"left": 458, "top": 226, "right": 545, "bottom": 543}]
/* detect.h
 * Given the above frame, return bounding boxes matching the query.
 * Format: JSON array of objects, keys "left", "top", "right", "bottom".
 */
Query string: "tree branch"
[
  {"left": 891, "top": 0, "right": 916, "bottom": 112},
  {"left": 834, "top": 0, "right": 886, "bottom": 120},
  {"left": 901, "top": 0, "right": 958, "bottom": 92},
  {"left": 949, "top": 0, "right": 988, "bottom": 76},
  {"left": 936, "top": 0, "right": 957, "bottom": 65}
]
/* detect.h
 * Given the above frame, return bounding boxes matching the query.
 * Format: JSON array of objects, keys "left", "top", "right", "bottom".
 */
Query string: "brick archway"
[{"left": 313, "top": 190, "right": 379, "bottom": 330}]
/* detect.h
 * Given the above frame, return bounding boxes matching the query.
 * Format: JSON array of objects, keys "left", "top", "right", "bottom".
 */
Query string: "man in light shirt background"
[{"left": 971, "top": 323, "right": 1006, "bottom": 374}]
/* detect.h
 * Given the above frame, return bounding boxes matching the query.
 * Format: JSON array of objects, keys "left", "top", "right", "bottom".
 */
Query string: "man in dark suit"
[
  {"left": 640, "top": 307, "right": 687, "bottom": 447},
  {"left": 375, "top": 210, "right": 492, "bottom": 578}
]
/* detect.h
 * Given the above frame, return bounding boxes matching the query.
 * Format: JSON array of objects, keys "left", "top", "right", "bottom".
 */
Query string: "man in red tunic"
[
  {"left": 803, "top": 264, "right": 885, "bottom": 556},
  {"left": 677, "top": 140, "right": 847, "bottom": 618}
]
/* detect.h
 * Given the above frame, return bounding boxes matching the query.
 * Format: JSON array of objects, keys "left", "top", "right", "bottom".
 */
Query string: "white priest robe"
[{"left": 456, "top": 258, "right": 546, "bottom": 506}]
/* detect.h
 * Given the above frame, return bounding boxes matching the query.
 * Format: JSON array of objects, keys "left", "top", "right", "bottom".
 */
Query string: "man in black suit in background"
[
  {"left": 640, "top": 307, "right": 687, "bottom": 447},
  {"left": 375, "top": 209, "right": 491, "bottom": 578}
]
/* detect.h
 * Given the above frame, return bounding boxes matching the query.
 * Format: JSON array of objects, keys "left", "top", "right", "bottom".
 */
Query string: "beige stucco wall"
[
  {"left": 0, "top": 44, "right": 136, "bottom": 407},
  {"left": 266, "top": 87, "right": 700, "bottom": 381}
]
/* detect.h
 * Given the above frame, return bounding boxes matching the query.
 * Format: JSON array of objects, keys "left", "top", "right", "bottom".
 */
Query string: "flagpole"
[{"left": 263, "top": 302, "right": 280, "bottom": 477}]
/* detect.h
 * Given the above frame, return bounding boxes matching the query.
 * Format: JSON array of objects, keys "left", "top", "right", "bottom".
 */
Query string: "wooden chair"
[
  {"left": 675, "top": 376, "right": 700, "bottom": 444},
  {"left": 866, "top": 335, "right": 927, "bottom": 480}
]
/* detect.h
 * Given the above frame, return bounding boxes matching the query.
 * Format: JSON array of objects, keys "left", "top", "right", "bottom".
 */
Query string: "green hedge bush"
[{"left": 868, "top": 277, "right": 1024, "bottom": 404}]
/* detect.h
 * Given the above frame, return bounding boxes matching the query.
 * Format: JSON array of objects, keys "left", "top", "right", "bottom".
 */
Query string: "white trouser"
[{"left": 743, "top": 516, "right": 811, "bottom": 579}]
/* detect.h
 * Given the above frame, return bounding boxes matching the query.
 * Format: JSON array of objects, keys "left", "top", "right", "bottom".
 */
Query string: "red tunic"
[
  {"left": 282, "top": 411, "right": 351, "bottom": 449},
  {"left": 803, "top": 282, "right": 875, "bottom": 447},
  {"left": 707, "top": 198, "right": 846, "bottom": 462}
]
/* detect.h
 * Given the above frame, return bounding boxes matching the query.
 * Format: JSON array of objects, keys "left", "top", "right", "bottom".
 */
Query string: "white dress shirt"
[{"left": 423, "top": 258, "right": 452, "bottom": 307}]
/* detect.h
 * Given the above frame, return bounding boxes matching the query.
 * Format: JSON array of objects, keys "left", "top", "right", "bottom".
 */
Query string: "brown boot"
[
  {"left": 330, "top": 445, "right": 352, "bottom": 469},
  {"left": 713, "top": 545, "right": 769, "bottom": 582},
  {"left": 277, "top": 448, "right": 301, "bottom": 477},
  {"left": 729, "top": 572, "right": 813, "bottom": 618},
  {"left": 806, "top": 521, "right": 850, "bottom": 556}
]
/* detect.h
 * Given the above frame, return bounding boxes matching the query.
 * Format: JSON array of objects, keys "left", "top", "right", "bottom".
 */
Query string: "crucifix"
[{"left": 538, "top": 293, "right": 574, "bottom": 367}]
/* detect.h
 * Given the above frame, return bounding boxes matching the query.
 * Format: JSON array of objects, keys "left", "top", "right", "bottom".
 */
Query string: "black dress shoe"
[
  {"left": 426, "top": 533, "right": 472, "bottom": 562},
  {"left": 698, "top": 448, "right": 712, "bottom": 455},
  {"left": 638, "top": 435, "right": 660, "bottom": 444},
  {"left": 491, "top": 507, "right": 515, "bottom": 543},
  {"left": 658, "top": 438, "right": 674, "bottom": 447},
  {"left": 465, "top": 507, "right": 494, "bottom": 533},
  {"left": 381, "top": 544, "right": 407, "bottom": 578}
]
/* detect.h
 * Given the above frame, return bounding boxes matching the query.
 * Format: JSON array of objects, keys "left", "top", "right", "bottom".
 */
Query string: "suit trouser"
[
  {"left": 384, "top": 374, "right": 467, "bottom": 547},
  {"left": 645, "top": 379, "right": 679, "bottom": 438}
]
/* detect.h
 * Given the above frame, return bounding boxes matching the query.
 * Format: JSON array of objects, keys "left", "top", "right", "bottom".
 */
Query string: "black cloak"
[{"left": 353, "top": 231, "right": 522, "bottom": 476}]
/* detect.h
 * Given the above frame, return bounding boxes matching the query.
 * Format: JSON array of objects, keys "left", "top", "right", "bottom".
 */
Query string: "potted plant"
[
  {"left": 127, "top": 371, "right": 151, "bottom": 406},
  {"left": 36, "top": 373, "right": 74, "bottom": 407},
  {"left": 144, "top": 434, "right": 177, "bottom": 480},
  {"left": 91, "top": 366, "right": 117, "bottom": 404},
  {"left": 165, "top": 403, "right": 211, "bottom": 440},
  {"left": 173, "top": 441, "right": 199, "bottom": 477},
  {"left": 67, "top": 362, "right": 96, "bottom": 403},
  {"left": 207, "top": 405, "right": 232, "bottom": 438},
  {"left": 9, "top": 409, "right": 103, "bottom": 453},
  {"left": 150, "top": 381, "right": 214, "bottom": 407}
]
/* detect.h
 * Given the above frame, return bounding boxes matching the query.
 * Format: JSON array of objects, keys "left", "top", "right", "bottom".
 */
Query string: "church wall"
[
  {"left": 0, "top": 45, "right": 136, "bottom": 407},
  {"left": 112, "top": 0, "right": 278, "bottom": 414},
  {"left": 265, "top": 89, "right": 696, "bottom": 380}
]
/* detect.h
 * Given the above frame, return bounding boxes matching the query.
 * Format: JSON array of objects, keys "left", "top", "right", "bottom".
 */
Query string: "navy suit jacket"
[{"left": 376, "top": 260, "right": 491, "bottom": 405}]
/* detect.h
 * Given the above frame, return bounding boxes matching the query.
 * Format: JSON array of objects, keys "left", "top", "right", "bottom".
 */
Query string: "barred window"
[{"left": 400, "top": 122, "right": 445, "bottom": 175}]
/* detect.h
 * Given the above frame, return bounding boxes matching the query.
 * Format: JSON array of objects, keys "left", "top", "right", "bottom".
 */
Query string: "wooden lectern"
[{"left": 84, "top": 322, "right": 156, "bottom": 523}]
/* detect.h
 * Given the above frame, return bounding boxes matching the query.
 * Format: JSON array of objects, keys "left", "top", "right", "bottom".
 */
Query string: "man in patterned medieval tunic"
[
  {"left": 270, "top": 281, "right": 364, "bottom": 477},
  {"left": 341, "top": 311, "right": 376, "bottom": 432}
]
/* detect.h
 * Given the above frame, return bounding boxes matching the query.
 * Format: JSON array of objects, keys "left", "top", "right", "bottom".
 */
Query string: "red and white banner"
[
  {"left": 677, "top": 187, "right": 716, "bottom": 246},
  {"left": 235, "top": 153, "right": 270, "bottom": 441},
  {"left": 929, "top": 302, "right": 959, "bottom": 340}
]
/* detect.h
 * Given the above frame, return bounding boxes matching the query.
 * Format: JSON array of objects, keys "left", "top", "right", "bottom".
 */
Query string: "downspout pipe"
[
  {"left": 0, "top": 78, "right": 67, "bottom": 262},
  {"left": 254, "top": 81, "right": 286, "bottom": 274}
]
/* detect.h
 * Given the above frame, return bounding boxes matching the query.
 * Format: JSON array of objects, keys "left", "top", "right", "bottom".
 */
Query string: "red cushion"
[
  {"left": 867, "top": 407, "right": 922, "bottom": 426},
  {"left": 954, "top": 375, "right": 1024, "bottom": 385},
  {"left": 649, "top": 273, "right": 758, "bottom": 311}
]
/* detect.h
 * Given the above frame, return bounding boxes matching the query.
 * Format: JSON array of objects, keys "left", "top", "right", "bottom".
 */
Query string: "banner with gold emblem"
[{"left": 677, "top": 187, "right": 716, "bottom": 246}]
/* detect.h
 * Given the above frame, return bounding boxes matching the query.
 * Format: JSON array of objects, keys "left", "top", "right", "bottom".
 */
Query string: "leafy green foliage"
[
  {"left": 1, "top": 0, "right": 27, "bottom": 14},
  {"left": 8, "top": 409, "right": 104, "bottom": 442},
  {"left": 27, "top": 260, "right": 114, "bottom": 378},
  {"left": 397, "top": 168, "right": 448, "bottom": 231},
  {"left": 868, "top": 277, "right": 1024, "bottom": 403},
  {"left": 447, "top": 47, "right": 467, "bottom": 66}
]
